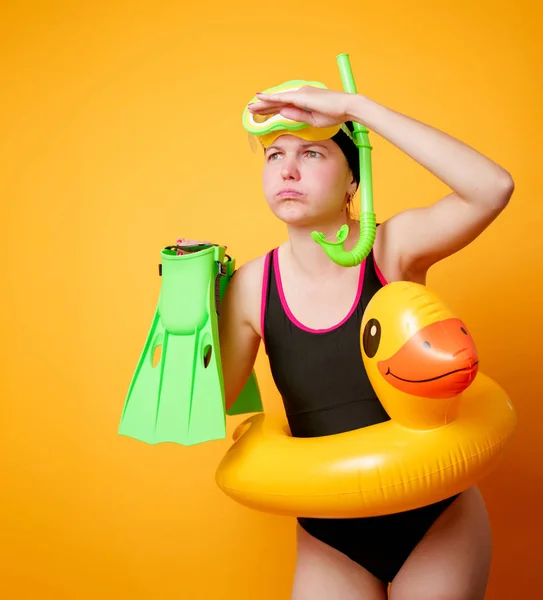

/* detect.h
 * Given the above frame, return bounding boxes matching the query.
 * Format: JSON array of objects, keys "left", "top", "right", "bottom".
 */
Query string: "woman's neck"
[{"left": 283, "top": 213, "right": 361, "bottom": 277}]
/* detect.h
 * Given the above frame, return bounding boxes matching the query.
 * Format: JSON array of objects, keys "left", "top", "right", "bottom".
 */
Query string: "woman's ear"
[{"left": 349, "top": 176, "right": 358, "bottom": 196}]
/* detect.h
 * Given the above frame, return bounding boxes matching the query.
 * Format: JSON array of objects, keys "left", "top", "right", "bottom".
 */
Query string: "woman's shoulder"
[{"left": 233, "top": 250, "right": 270, "bottom": 287}]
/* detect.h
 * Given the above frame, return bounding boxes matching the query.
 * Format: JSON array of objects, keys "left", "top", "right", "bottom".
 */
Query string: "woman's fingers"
[
  {"left": 176, "top": 238, "right": 212, "bottom": 246},
  {"left": 247, "top": 104, "right": 281, "bottom": 115},
  {"left": 248, "top": 99, "right": 293, "bottom": 112},
  {"left": 255, "top": 89, "right": 311, "bottom": 104},
  {"left": 174, "top": 238, "right": 220, "bottom": 256},
  {"left": 250, "top": 90, "right": 312, "bottom": 111},
  {"left": 249, "top": 98, "right": 316, "bottom": 116},
  {"left": 277, "top": 106, "right": 316, "bottom": 125}
]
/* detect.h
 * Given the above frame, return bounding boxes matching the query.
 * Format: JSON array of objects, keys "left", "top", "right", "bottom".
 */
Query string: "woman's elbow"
[{"left": 494, "top": 170, "right": 515, "bottom": 208}]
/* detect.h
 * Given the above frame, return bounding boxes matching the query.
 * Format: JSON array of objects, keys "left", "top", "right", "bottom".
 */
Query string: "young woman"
[{"left": 187, "top": 84, "right": 513, "bottom": 599}]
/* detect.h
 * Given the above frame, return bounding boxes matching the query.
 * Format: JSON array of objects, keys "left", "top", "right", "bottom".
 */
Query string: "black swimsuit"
[{"left": 261, "top": 246, "right": 459, "bottom": 584}]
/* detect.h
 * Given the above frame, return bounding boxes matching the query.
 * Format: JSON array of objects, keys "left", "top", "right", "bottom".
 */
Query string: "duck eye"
[
  {"left": 362, "top": 318, "right": 381, "bottom": 358},
  {"left": 460, "top": 326, "right": 467, "bottom": 335}
]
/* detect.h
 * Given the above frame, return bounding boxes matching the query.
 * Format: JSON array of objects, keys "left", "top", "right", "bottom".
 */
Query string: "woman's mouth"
[{"left": 277, "top": 189, "right": 304, "bottom": 198}]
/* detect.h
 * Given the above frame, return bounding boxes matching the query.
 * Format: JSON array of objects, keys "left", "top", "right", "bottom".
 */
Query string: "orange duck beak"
[{"left": 377, "top": 318, "right": 479, "bottom": 399}]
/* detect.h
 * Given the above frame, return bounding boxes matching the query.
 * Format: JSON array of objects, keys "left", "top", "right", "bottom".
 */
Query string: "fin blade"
[
  {"left": 227, "top": 370, "right": 264, "bottom": 416},
  {"left": 118, "top": 308, "right": 165, "bottom": 444},
  {"left": 185, "top": 326, "right": 227, "bottom": 446}
]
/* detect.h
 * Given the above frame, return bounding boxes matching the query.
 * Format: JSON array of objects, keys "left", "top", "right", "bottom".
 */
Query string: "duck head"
[{"left": 360, "top": 282, "right": 479, "bottom": 429}]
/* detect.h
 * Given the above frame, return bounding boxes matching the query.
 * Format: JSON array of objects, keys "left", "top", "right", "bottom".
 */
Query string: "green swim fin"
[{"left": 118, "top": 244, "right": 263, "bottom": 446}]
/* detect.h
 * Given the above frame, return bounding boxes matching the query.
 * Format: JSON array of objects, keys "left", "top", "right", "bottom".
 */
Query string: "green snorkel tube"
[{"left": 311, "top": 54, "right": 376, "bottom": 267}]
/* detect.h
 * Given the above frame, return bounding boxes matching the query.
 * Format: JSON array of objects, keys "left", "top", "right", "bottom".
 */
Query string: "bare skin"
[{"left": 184, "top": 84, "right": 513, "bottom": 598}]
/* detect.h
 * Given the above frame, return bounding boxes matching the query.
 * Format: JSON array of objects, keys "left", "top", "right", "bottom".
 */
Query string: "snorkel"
[
  {"left": 243, "top": 53, "right": 376, "bottom": 267},
  {"left": 314, "top": 54, "right": 375, "bottom": 267}
]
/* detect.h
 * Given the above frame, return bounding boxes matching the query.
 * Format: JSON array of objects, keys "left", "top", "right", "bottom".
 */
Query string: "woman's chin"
[
  {"left": 276, "top": 211, "right": 314, "bottom": 228},
  {"left": 273, "top": 205, "right": 344, "bottom": 231},
  {"left": 272, "top": 201, "right": 316, "bottom": 227}
]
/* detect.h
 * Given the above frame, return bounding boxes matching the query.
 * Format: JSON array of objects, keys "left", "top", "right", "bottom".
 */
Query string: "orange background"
[{"left": 2, "top": 1, "right": 542, "bottom": 598}]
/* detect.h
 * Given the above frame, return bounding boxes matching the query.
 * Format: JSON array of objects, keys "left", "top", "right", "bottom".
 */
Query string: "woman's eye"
[{"left": 266, "top": 150, "right": 321, "bottom": 161}]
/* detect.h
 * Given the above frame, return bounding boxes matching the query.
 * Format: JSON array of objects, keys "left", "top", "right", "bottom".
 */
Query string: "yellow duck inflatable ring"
[{"left": 215, "top": 282, "right": 517, "bottom": 518}]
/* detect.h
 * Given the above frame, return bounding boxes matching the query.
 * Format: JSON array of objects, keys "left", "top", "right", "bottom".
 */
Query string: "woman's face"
[{"left": 261, "top": 134, "right": 356, "bottom": 227}]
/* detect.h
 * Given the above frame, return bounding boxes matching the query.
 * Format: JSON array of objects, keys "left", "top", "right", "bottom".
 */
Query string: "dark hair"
[{"left": 331, "top": 121, "right": 360, "bottom": 188}]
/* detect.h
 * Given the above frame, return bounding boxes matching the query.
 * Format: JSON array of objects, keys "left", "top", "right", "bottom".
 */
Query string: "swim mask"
[{"left": 242, "top": 80, "right": 359, "bottom": 184}]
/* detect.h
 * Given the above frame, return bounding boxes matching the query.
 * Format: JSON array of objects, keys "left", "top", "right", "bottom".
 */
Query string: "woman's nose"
[{"left": 281, "top": 158, "right": 300, "bottom": 180}]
